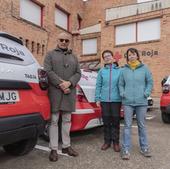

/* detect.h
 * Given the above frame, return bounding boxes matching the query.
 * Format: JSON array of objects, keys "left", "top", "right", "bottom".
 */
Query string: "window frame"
[
  {"left": 77, "top": 14, "right": 82, "bottom": 30},
  {"left": 115, "top": 23, "right": 137, "bottom": 45},
  {"left": 20, "top": 0, "right": 44, "bottom": 27},
  {"left": 55, "top": 4, "right": 70, "bottom": 31},
  {"left": 115, "top": 18, "right": 160, "bottom": 46},
  {"left": 137, "top": 18, "right": 160, "bottom": 42},
  {"left": 82, "top": 38, "right": 98, "bottom": 56}
]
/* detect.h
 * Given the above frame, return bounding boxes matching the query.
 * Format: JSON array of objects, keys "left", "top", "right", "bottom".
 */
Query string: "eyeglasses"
[
  {"left": 59, "top": 39, "right": 69, "bottom": 43},
  {"left": 103, "top": 54, "right": 112, "bottom": 59}
]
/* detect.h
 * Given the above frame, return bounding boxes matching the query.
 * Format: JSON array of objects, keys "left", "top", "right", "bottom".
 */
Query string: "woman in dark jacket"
[{"left": 95, "top": 50, "right": 121, "bottom": 152}]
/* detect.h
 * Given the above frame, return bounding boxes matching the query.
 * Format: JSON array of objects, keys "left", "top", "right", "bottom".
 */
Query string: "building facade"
[
  {"left": 0, "top": 0, "right": 170, "bottom": 96},
  {"left": 0, "top": 0, "right": 84, "bottom": 63}
]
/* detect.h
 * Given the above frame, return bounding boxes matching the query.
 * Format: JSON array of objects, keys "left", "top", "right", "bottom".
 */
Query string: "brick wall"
[
  {"left": 82, "top": 0, "right": 136, "bottom": 27},
  {"left": 100, "top": 8, "right": 170, "bottom": 97},
  {"left": 0, "top": 0, "right": 84, "bottom": 64},
  {"left": 1, "top": 0, "right": 170, "bottom": 96}
]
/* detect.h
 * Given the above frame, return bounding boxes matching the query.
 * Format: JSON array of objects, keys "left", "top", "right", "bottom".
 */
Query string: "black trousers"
[{"left": 101, "top": 102, "right": 121, "bottom": 144}]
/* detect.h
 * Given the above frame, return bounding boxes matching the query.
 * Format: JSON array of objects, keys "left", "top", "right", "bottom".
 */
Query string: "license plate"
[{"left": 0, "top": 90, "right": 20, "bottom": 103}]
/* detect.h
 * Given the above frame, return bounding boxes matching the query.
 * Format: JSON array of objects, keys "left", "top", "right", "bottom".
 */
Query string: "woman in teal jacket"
[
  {"left": 119, "top": 48, "right": 153, "bottom": 160},
  {"left": 95, "top": 50, "right": 121, "bottom": 152}
]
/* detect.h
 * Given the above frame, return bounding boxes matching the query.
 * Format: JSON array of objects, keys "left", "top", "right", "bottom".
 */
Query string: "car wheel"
[
  {"left": 161, "top": 112, "right": 170, "bottom": 124},
  {"left": 41, "top": 119, "right": 62, "bottom": 142},
  {"left": 3, "top": 137, "right": 38, "bottom": 156},
  {"left": 41, "top": 122, "right": 50, "bottom": 142}
]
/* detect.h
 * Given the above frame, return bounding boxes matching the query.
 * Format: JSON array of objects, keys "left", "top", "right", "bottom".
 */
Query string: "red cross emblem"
[{"left": 113, "top": 51, "right": 122, "bottom": 62}]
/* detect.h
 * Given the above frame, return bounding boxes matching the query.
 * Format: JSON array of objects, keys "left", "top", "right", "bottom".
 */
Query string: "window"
[
  {"left": 42, "top": 44, "right": 45, "bottom": 55},
  {"left": 20, "top": 0, "right": 43, "bottom": 26},
  {"left": 31, "top": 41, "right": 35, "bottom": 53},
  {"left": 55, "top": 6, "right": 69, "bottom": 30},
  {"left": 116, "top": 23, "right": 136, "bottom": 45},
  {"left": 77, "top": 14, "right": 82, "bottom": 30},
  {"left": 115, "top": 18, "right": 160, "bottom": 45},
  {"left": 25, "top": 39, "right": 29, "bottom": 48},
  {"left": 37, "top": 43, "right": 40, "bottom": 54},
  {"left": 137, "top": 19, "right": 160, "bottom": 42},
  {"left": 137, "top": 0, "right": 154, "bottom": 3},
  {"left": 82, "top": 38, "right": 97, "bottom": 55}
]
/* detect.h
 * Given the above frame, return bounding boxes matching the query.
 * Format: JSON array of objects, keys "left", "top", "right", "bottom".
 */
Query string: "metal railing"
[{"left": 106, "top": 0, "right": 170, "bottom": 21}]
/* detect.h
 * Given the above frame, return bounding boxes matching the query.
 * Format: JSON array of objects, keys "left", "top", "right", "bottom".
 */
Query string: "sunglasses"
[{"left": 59, "top": 39, "right": 69, "bottom": 43}]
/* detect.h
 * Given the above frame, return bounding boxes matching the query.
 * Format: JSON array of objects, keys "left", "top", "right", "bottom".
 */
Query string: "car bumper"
[{"left": 0, "top": 113, "right": 45, "bottom": 146}]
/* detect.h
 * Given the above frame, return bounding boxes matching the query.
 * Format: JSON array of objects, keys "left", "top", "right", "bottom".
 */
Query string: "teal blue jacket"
[
  {"left": 95, "top": 64, "right": 121, "bottom": 102},
  {"left": 118, "top": 63, "right": 153, "bottom": 106}
]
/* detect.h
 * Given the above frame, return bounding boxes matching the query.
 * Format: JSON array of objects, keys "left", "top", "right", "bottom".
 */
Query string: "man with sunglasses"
[{"left": 44, "top": 32, "right": 81, "bottom": 162}]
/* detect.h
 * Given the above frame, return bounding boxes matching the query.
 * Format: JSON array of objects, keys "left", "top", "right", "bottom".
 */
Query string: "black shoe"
[
  {"left": 62, "top": 147, "right": 79, "bottom": 157},
  {"left": 49, "top": 150, "right": 58, "bottom": 162}
]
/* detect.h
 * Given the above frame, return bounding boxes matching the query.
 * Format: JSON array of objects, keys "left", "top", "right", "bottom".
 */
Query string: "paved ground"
[
  {"left": 152, "top": 97, "right": 160, "bottom": 109},
  {"left": 1, "top": 102, "right": 170, "bottom": 169}
]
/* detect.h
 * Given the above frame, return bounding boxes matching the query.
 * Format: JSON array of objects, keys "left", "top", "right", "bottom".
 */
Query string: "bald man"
[{"left": 44, "top": 32, "right": 81, "bottom": 162}]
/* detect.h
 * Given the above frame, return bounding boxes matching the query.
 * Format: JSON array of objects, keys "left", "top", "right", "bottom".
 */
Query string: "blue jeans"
[{"left": 121, "top": 105, "right": 149, "bottom": 152}]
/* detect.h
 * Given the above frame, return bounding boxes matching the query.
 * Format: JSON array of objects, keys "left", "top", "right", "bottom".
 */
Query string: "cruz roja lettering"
[{"left": 0, "top": 43, "right": 25, "bottom": 56}]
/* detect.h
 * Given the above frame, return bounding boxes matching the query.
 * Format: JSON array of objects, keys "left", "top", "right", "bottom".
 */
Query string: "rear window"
[{"left": 0, "top": 37, "right": 35, "bottom": 66}]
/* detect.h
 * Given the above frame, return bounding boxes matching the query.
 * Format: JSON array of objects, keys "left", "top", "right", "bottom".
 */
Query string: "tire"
[
  {"left": 41, "top": 122, "right": 50, "bottom": 142},
  {"left": 3, "top": 137, "right": 38, "bottom": 156},
  {"left": 147, "top": 108, "right": 151, "bottom": 112},
  {"left": 161, "top": 112, "right": 170, "bottom": 124},
  {"left": 41, "top": 119, "right": 62, "bottom": 142}
]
